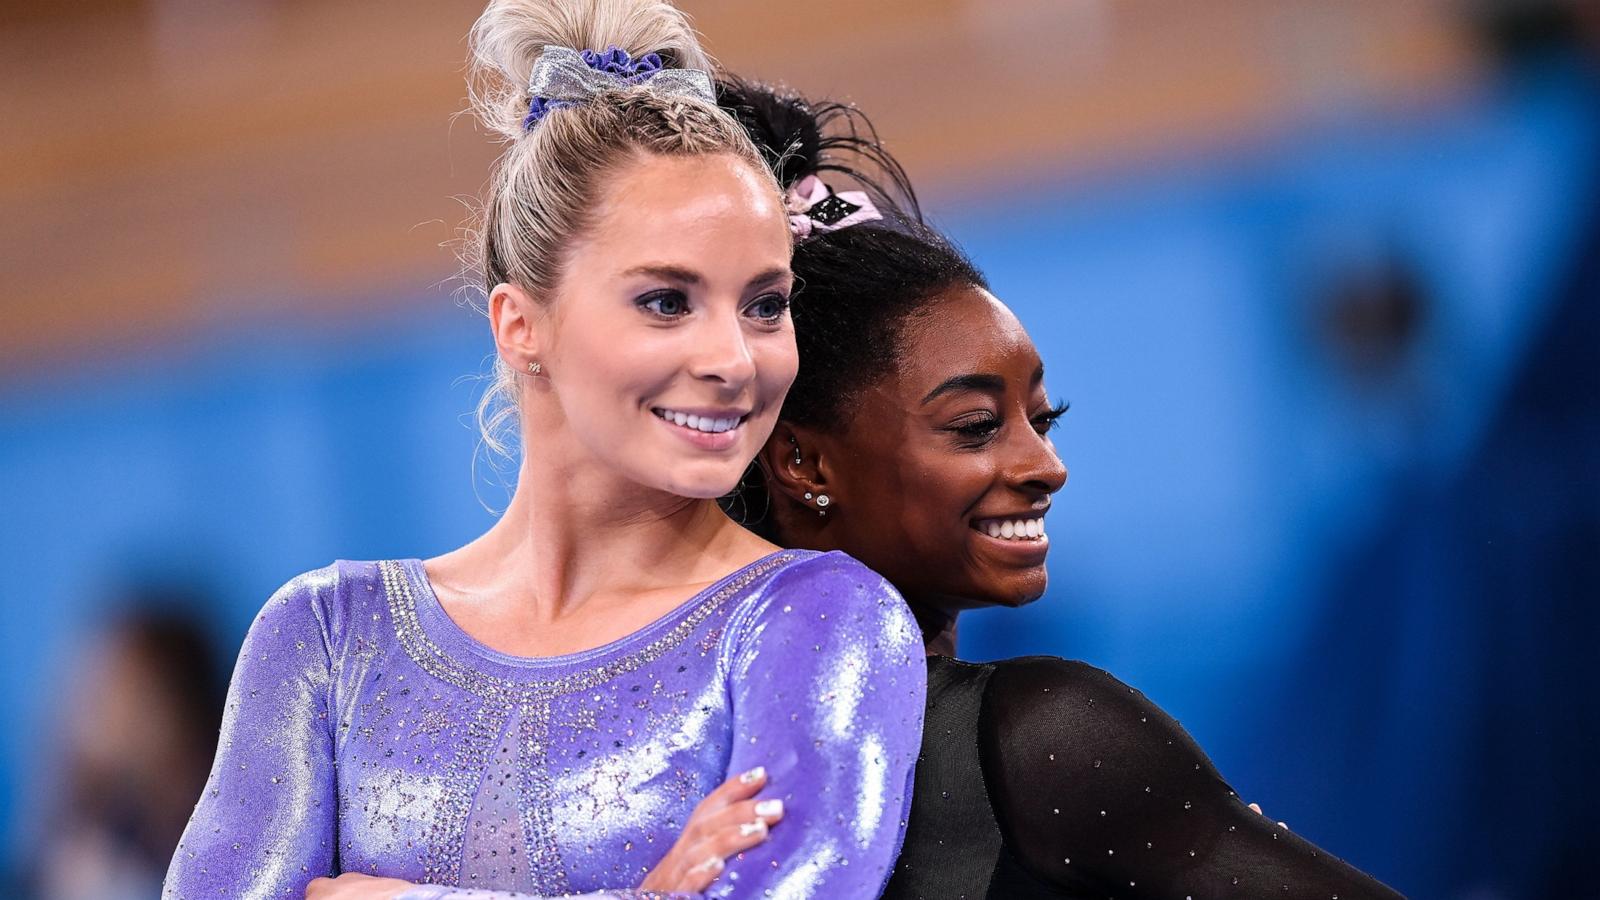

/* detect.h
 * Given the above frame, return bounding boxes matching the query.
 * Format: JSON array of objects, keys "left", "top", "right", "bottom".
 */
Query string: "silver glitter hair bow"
[{"left": 523, "top": 44, "right": 715, "bottom": 131}]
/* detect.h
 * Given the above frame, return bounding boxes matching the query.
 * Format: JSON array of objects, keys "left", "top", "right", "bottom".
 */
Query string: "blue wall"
[{"left": 3, "top": 60, "right": 1594, "bottom": 898}]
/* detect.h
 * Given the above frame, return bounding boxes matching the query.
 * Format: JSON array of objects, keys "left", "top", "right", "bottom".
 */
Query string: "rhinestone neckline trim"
[{"left": 380, "top": 554, "right": 798, "bottom": 701}]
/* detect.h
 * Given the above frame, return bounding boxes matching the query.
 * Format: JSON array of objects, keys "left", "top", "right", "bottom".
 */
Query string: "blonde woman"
[{"left": 161, "top": 2, "right": 925, "bottom": 897}]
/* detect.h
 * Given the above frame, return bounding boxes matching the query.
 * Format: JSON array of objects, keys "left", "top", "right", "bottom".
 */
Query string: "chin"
[
  {"left": 653, "top": 465, "right": 747, "bottom": 501},
  {"left": 973, "top": 569, "right": 1049, "bottom": 609}
]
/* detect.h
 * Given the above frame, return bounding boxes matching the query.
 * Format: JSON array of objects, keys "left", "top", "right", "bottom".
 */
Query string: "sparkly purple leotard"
[{"left": 162, "top": 550, "right": 925, "bottom": 899}]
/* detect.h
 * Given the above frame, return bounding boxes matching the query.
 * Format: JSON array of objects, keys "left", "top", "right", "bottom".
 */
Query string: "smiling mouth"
[
  {"left": 651, "top": 407, "right": 749, "bottom": 435},
  {"left": 971, "top": 516, "right": 1047, "bottom": 541}
]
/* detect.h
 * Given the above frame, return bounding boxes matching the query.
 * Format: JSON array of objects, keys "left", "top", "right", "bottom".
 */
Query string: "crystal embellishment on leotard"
[
  {"left": 166, "top": 553, "right": 926, "bottom": 899},
  {"left": 379, "top": 555, "right": 797, "bottom": 887}
]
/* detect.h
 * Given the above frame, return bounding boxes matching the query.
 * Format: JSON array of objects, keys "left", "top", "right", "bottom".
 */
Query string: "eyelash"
[
  {"left": 636, "top": 290, "right": 791, "bottom": 323},
  {"left": 948, "top": 399, "right": 1070, "bottom": 442},
  {"left": 1034, "top": 400, "right": 1070, "bottom": 431}
]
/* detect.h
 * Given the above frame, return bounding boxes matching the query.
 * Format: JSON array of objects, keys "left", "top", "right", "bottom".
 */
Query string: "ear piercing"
[
  {"left": 794, "top": 439, "right": 829, "bottom": 515},
  {"left": 526, "top": 361, "right": 542, "bottom": 376}
]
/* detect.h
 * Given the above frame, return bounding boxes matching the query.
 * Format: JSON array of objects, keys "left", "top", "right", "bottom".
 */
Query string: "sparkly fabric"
[
  {"left": 522, "top": 45, "right": 715, "bottom": 130},
  {"left": 881, "top": 656, "right": 1404, "bottom": 899},
  {"left": 781, "top": 174, "right": 882, "bottom": 239},
  {"left": 162, "top": 550, "right": 925, "bottom": 899}
]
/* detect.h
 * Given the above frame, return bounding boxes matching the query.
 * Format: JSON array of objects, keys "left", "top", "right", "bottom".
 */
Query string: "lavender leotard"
[{"left": 163, "top": 550, "right": 925, "bottom": 899}]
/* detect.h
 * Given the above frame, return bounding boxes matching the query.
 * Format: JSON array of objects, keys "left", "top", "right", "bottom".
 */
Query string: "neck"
[
  {"left": 435, "top": 445, "right": 759, "bottom": 623},
  {"left": 914, "top": 604, "right": 958, "bottom": 657}
]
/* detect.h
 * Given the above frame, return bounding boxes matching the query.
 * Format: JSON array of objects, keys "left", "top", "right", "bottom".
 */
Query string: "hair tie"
[
  {"left": 523, "top": 45, "right": 715, "bottom": 131},
  {"left": 784, "top": 174, "right": 883, "bottom": 238}
]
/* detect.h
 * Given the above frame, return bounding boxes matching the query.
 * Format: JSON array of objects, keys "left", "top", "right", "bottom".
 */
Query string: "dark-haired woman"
[{"left": 716, "top": 78, "right": 1406, "bottom": 899}]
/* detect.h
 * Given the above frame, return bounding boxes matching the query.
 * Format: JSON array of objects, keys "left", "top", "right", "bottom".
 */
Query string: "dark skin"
[
  {"left": 757, "top": 284, "right": 1068, "bottom": 654},
  {"left": 753, "top": 285, "right": 1395, "bottom": 898}
]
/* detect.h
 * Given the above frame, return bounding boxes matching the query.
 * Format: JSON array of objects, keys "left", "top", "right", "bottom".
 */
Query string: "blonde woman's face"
[{"left": 539, "top": 153, "right": 796, "bottom": 499}]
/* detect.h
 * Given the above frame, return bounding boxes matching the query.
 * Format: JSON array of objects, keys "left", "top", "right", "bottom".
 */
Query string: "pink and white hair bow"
[{"left": 784, "top": 174, "right": 882, "bottom": 238}]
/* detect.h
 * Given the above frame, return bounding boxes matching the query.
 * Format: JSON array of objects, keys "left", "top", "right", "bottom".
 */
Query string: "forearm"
[{"left": 396, "top": 887, "right": 692, "bottom": 900}]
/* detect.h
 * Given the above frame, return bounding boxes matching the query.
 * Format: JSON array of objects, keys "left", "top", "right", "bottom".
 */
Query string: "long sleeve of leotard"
[
  {"left": 163, "top": 570, "right": 663, "bottom": 900},
  {"left": 978, "top": 656, "right": 1405, "bottom": 899}
]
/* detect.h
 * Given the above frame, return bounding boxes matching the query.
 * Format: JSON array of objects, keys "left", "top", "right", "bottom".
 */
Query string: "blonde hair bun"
[{"left": 468, "top": 0, "right": 715, "bottom": 142}]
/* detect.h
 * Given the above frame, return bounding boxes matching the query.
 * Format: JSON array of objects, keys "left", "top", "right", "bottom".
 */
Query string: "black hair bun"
[
  {"left": 716, "top": 75, "right": 822, "bottom": 188},
  {"left": 716, "top": 75, "right": 921, "bottom": 222}
]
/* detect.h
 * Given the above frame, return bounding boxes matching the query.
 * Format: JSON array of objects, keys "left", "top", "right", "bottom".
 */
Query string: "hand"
[
  {"left": 1247, "top": 801, "right": 1289, "bottom": 830},
  {"left": 639, "top": 765, "right": 785, "bottom": 893},
  {"left": 305, "top": 873, "right": 416, "bottom": 899}
]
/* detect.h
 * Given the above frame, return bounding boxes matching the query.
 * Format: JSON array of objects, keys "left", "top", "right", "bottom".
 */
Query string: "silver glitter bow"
[{"left": 524, "top": 45, "right": 714, "bottom": 126}]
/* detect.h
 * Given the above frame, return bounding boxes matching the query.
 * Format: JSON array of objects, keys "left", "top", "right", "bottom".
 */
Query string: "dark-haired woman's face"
[{"left": 819, "top": 285, "right": 1067, "bottom": 615}]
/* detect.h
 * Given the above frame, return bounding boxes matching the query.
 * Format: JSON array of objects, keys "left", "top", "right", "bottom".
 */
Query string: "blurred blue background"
[{"left": 2, "top": 1, "right": 1596, "bottom": 898}]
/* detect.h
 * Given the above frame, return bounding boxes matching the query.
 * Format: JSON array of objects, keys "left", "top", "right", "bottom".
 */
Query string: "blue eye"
[
  {"left": 747, "top": 294, "right": 790, "bottom": 322},
  {"left": 638, "top": 290, "right": 689, "bottom": 318}
]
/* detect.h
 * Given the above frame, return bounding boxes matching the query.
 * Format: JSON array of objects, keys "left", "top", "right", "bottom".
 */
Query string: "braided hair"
[{"left": 466, "top": 0, "right": 780, "bottom": 465}]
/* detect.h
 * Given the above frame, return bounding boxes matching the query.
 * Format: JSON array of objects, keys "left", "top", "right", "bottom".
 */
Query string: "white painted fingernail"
[
  {"left": 754, "top": 799, "right": 783, "bottom": 818},
  {"left": 739, "top": 766, "right": 765, "bottom": 784},
  {"left": 739, "top": 819, "right": 767, "bottom": 837}
]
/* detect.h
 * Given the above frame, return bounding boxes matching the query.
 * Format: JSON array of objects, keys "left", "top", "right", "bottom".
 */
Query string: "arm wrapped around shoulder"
[
  {"left": 978, "top": 656, "right": 1404, "bottom": 899},
  {"left": 713, "top": 551, "right": 927, "bottom": 898}
]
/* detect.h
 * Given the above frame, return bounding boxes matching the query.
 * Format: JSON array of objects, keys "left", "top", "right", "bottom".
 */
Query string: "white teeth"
[
  {"left": 656, "top": 408, "right": 743, "bottom": 434},
  {"left": 978, "top": 517, "right": 1047, "bottom": 541}
]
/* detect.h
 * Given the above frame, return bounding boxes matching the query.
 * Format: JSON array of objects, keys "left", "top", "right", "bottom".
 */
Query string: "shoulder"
[
  {"left": 246, "top": 559, "right": 393, "bottom": 655},
  {"left": 739, "top": 549, "right": 919, "bottom": 642},
  {"left": 979, "top": 654, "right": 1223, "bottom": 799},
  {"left": 761, "top": 548, "right": 892, "bottom": 592},
  {"left": 983, "top": 655, "right": 1140, "bottom": 710},
  {"left": 724, "top": 550, "right": 922, "bottom": 671},
  {"left": 979, "top": 655, "right": 1184, "bottom": 769}
]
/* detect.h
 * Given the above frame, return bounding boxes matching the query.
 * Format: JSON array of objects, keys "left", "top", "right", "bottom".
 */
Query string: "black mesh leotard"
[{"left": 880, "top": 656, "right": 1404, "bottom": 899}]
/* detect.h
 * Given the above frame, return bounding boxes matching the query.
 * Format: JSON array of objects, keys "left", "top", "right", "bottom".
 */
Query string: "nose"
[
  {"left": 688, "top": 308, "right": 758, "bottom": 388},
  {"left": 1008, "top": 422, "right": 1068, "bottom": 497}
]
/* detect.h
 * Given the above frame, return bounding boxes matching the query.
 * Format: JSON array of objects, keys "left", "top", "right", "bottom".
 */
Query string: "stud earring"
[
  {"left": 527, "top": 361, "right": 542, "bottom": 376},
  {"left": 815, "top": 493, "right": 831, "bottom": 516},
  {"left": 789, "top": 435, "right": 802, "bottom": 466}
]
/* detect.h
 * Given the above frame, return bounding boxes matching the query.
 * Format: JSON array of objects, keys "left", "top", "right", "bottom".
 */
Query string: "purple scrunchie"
[
  {"left": 581, "top": 46, "right": 664, "bottom": 81},
  {"left": 523, "top": 46, "right": 667, "bottom": 130}
]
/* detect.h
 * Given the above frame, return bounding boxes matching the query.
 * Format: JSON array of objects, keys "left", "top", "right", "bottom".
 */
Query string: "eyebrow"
[
  {"left": 620, "top": 263, "right": 702, "bottom": 285},
  {"left": 618, "top": 264, "right": 792, "bottom": 291},
  {"left": 920, "top": 364, "right": 1047, "bottom": 405},
  {"left": 921, "top": 373, "right": 1006, "bottom": 404}
]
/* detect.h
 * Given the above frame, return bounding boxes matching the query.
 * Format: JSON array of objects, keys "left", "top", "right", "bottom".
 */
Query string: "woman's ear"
[
  {"left": 759, "top": 421, "right": 838, "bottom": 512},
  {"left": 489, "top": 282, "right": 545, "bottom": 374}
]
